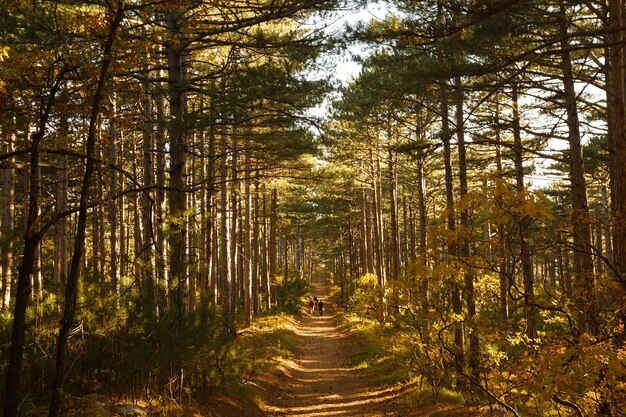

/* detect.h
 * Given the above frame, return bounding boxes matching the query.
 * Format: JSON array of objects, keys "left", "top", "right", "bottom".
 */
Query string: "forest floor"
[{"left": 246, "top": 279, "right": 490, "bottom": 417}]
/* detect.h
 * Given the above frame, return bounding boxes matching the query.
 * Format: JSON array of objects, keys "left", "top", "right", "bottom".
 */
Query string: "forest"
[{"left": 1, "top": 0, "right": 626, "bottom": 416}]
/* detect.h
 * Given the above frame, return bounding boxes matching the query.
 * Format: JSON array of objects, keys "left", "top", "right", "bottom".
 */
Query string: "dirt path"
[{"left": 263, "top": 279, "right": 405, "bottom": 417}]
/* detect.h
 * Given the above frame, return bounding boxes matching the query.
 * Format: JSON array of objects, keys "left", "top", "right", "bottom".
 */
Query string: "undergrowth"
[
  {"left": 336, "top": 313, "right": 411, "bottom": 385},
  {"left": 7, "top": 312, "right": 299, "bottom": 417},
  {"left": 335, "top": 309, "right": 469, "bottom": 410}
]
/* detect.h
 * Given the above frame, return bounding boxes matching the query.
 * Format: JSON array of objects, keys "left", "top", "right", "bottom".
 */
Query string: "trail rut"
[{"left": 263, "top": 279, "right": 404, "bottom": 417}]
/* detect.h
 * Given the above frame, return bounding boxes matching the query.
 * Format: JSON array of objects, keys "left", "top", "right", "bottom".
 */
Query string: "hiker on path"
[
  {"left": 309, "top": 298, "right": 315, "bottom": 314},
  {"left": 318, "top": 300, "right": 324, "bottom": 316}
]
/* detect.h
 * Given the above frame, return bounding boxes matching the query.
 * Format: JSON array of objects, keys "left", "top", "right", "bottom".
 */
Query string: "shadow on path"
[{"left": 263, "top": 276, "right": 405, "bottom": 417}]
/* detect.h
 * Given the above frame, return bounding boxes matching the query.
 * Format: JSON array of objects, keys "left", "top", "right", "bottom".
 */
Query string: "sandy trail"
[{"left": 264, "top": 279, "right": 404, "bottom": 417}]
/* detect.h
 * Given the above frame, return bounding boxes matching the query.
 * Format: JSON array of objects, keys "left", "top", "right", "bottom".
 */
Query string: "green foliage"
[
  {"left": 324, "top": 172, "right": 626, "bottom": 415},
  {"left": 276, "top": 275, "right": 311, "bottom": 314},
  {"left": 349, "top": 274, "right": 383, "bottom": 319},
  {"left": 405, "top": 387, "right": 465, "bottom": 407},
  {"left": 339, "top": 313, "right": 411, "bottom": 385},
  {"left": 0, "top": 276, "right": 301, "bottom": 415}
]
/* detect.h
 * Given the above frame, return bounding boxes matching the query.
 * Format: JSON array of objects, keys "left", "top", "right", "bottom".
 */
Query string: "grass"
[
  {"left": 18, "top": 313, "right": 301, "bottom": 417},
  {"left": 338, "top": 313, "right": 411, "bottom": 385},
  {"left": 405, "top": 386, "right": 465, "bottom": 407},
  {"left": 336, "top": 311, "right": 476, "bottom": 415}
]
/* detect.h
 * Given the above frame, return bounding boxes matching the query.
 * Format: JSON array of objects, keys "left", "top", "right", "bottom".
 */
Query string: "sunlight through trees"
[{"left": 1, "top": 0, "right": 625, "bottom": 415}]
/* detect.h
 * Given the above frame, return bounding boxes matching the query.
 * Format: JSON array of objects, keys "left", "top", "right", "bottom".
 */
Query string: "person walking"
[
  {"left": 308, "top": 298, "right": 315, "bottom": 314},
  {"left": 318, "top": 300, "right": 324, "bottom": 316}
]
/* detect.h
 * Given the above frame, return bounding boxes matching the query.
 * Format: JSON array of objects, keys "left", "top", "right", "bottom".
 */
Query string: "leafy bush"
[
  {"left": 349, "top": 274, "right": 383, "bottom": 319},
  {"left": 276, "top": 275, "right": 311, "bottom": 314},
  {"left": 0, "top": 278, "right": 301, "bottom": 416},
  {"left": 338, "top": 313, "right": 411, "bottom": 385}
]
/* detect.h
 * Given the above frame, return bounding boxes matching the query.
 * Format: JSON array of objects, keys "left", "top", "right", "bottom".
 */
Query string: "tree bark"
[
  {"left": 230, "top": 130, "right": 238, "bottom": 325},
  {"left": 359, "top": 188, "right": 369, "bottom": 275},
  {"left": 606, "top": 0, "right": 626, "bottom": 333},
  {"left": 560, "top": 5, "right": 597, "bottom": 335},
  {"left": 188, "top": 116, "right": 197, "bottom": 312},
  {"left": 118, "top": 124, "right": 127, "bottom": 281},
  {"left": 261, "top": 187, "right": 270, "bottom": 310},
  {"left": 141, "top": 47, "right": 155, "bottom": 317},
  {"left": 206, "top": 88, "right": 217, "bottom": 309},
  {"left": 455, "top": 76, "right": 479, "bottom": 383},
  {"left": 220, "top": 124, "right": 233, "bottom": 332},
  {"left": 388, "top": 148, "right": 400, "bottom": 272},
  {"left": 413, "top": 103, "right": 427, "bottom": 313},
  {"left": 601, "top": 185, "right": 612, "bottom": 273},
  {"left": 3, "top": 66, "right": 69, "bottom": 417},
  {"left": 1, "top": 116, "right": 16, "bottom": 311},
  {"left": 512, "top": 83, "right": 537, "bottom": 340},
  {"left": 495, "top": 127, "right": 509, "bottom": 324},
  {"left": 388, "top": 144, "right": 400, "bottom": 314},
  {"left": 155, "top": 72, "right": 168, "bottom": 307},
  {"left": 417, "top": 152, "right": 428, "bottom": 314},
  {"left": 374, "top": 147, "right": 385, "bottom": 290},
  {"left": 441, "top": 80, "right": 465, "bottom": 385},
  {"left": 252, "top": 179, "right": 260, "bottom": 314},
  {"left": 243, "top": 137, "right": 252, "bottom": 327},
  {"left": 54, "top": 117, "right": 68, "bottom": 296},
  {"left": 167, "top": 8, "right": 188, "bottom": 324},
  {"left": 48, "top": 3, "right": 124, "bottom": 416},
  {"left": 269, "top": 188, "right": 278, "bottom": 306}
]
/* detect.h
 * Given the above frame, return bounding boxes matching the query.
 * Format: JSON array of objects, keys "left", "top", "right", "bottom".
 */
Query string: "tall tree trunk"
[
  {"left": 4, "top": 128, "right": 44, "bottom": 417},
  {"left": 370, "top": 147, "right": 385, "bottom": 318},
  {"left": 188, "top": 120, "right": 197, "bottom": 312},
  {"left": 155, "top": 74, "right": 168, "bottom": 308},
  {"left": 283, "top": 236, "right": 289, "bottom": 285},
  {"left": 243, "top": 137, "right": 252, "bottom": 326},
  {"left": 495, "top": 128, "right": 509, "bottom": 324},
  {"left": 261, "top": 187, "right": 270, "bottom": 310},
  {"left": 560, "top": 5, "right": 597, "bottom": 334},
  {"left": 220, "top": 125, "right": 233, "bottom": 332},
  {"left": 401, "top": 195, "right": 408, "bottom": 275},
  {"left": 388, "top": 145, "right": 400, "bottom": 314},
  {"left": 92, "top": 191, "right": 101, "bottom": 280},
  {"left": 1, "top": 116, "right": 16, "bottom": 311},
  {"left": 594, "top": 217, "right": 603, "bottom": 276},
  {"left": 482, "top": 177, "right": 491, "bottom": 263},
  {"left": 197, "top": 102, "right": 208, "bottom": 317},
  {"left": 375, "top": 148, "right": 385, "bottom": 289},
  {"left": 365, "top": 187, "right": 375, "bottom": 274},
  {"left": 98, "top": 203, "right": 105, "bottom": 280},
  {"left": 206, "top": 90, "right": 217, "bottom": 309},
  {"left": 416, "top": 106, "right": 428, "bottom": 314},
  {"left": 606, "top": 0, "right": 626, "bottom": 334},
  {"left": 142, "top": 48, "right": 155, "bottom": 317},
  {"left": 252, "top": 179, "right": 260, "bottom": 314},
  {"left": 601, "top": 185, "right": 612, "bottom": 272},
  {"left": 167, "top": 9, "right": 188, "bottom": 324},
  {"left": 211, "top": 197, "right": 219, "bottom": 308},
  {"left": 455, "top": 76, "right": 479, "bottom": 383},
  {"left": 295, "top": 229, "right": 302, "bottom": 277},
  {"left": 441, "top": 80, "right": 465, "bottom": 385},
  {"left": 48, "top": 4, "right": 124, "bottom": 416},
  {"left": 512, "top": 83, "right": 537, "bottom": 340},
  {"left": 118, "top": 126, "right": 126, "bottom": 282},
  {"left": 132, "top": 138, "right": 143, "bottom": 284},
  {"left": 3, "top": 70, "right": 68, "bottom": 417},
  {"left": 269, "top": 189, "right": 278, "bottom": 306},
  {"left": 359, "top": 188, "right": 369, "bottom": 275},
  {"left": 107, "top": 102, "right": 119, "bottom": 296},
  {"left": 230, "top": 130, "right": 238, "bottom": 325},
  {"left": 54, "top": 118, "right": 68, "bottom": 297}
]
